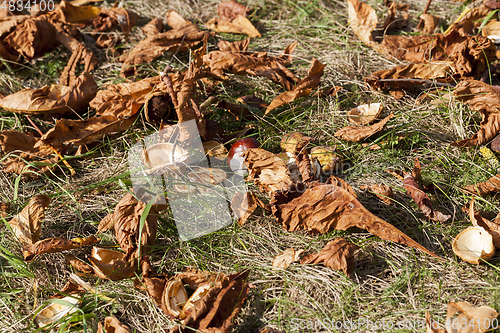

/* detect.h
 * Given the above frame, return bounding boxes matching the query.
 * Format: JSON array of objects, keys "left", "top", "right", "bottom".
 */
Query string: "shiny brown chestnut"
[{"left": 227, "top": 138, "right": 260, "bottom": 175}]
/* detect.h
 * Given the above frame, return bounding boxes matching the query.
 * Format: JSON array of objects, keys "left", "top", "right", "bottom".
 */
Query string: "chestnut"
[{"left": 227, "top": 138, "right": 260, "bottom": 175}]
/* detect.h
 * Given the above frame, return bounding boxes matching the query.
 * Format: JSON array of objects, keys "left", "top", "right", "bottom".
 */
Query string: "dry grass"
[{"left": 1, "top": 0, "right": 500, "bottom": 332}]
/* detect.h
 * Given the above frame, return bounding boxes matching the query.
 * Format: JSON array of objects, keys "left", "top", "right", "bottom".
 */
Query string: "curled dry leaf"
[
  {"left": 92, "top": 7, "right": 138, "bottom": 40},
  {"left": 35, "top": 295, "right": 80, "bottom": 328},
  {"left": 360, "top": 183, "right": 394, "bottom": 204},
  {"left": 334, "top": 113, "right": 393, "bottom": 142},
  {"left": 65, "top": 254, "right": 94, "bottom": 274},
  {"left": 452, "top": 4, "right": 492, "bottom": 35},
  {"left": 138, "top": 258, "right": 166, "bottom": 305},
  {"left": 419, "top": 14, "right": 440, "bottom": 34},
  {"left": 445, "top": 301, "right": 499, "bottom": 333},
  {"left": 272, "top": 248, "right": 304, "bottom": 270},
  {"left": 452, "top": 80, "right": 500, "bottom": 147},
  {"left": 347, "top": 103, "right": 382, "bottom": 125},
  {"left": 0, "top": 73, "right": 97, "bottom": 115},
  {"left": 205, "top": 16, "right": 261, "bottom": 38},
  {"left": 89, "top": 247, "right": 137, "bottom": 280},
  {"left": 265, "top": 58, "right": 326, "bottom": 114},
  {"left": 300, "top": 238, "right": 359, "bottom": 275},
  {"left": 403, "top": 158, "right": 450, "bottom": 223},
  {"left": 142, "top": 17, "right": 163, "bottom": 37},
  {"left": 382, "top": 1, "right": 409, "bottom": 32},
  {"left": 463, "top": 174, "right": 500, "bottom": 196},
  {"left": 8, "top": 194, "right": 50, "bottom": 245},
  {"left": 169, "top": 270, "right": 250, "bottom": 333},
  {"left": 23, "top": 235, "right": 99, "bottom": 261},
  {"left": 243, "top": 148, "right": 293, "bottom": 194},
  {"left": 97, "top": 316, "right": 132, "bottom": 333},
  {"left": 217, "top": 38, "right": 250, "bottom": 53},
  {"left": 0, "top": 130, "right": 58, "bottom": 176},
  {"left": 41, "top": 115, "right": 135, "bottom": 149},
  {"left": 90, "top": 76, "right": 161, "bottom": 119},
  {"left": 270, "top": 183, "right": 440, "bottom": 258},
  {"left": 469, "top": 198, "right": 500, "bottom": 249},
  {"left": 231, "top": 191, "right": 264, "bottom": 225},
  {"left": 218, "top": 0, "right": 249, "bottom": 21},
  {"left": 324, "top": 175, "right": 357, "bottom": 198},
  {"left": 346, "top": 0, "right": 378, "bottom": 47},
  {"left": 452, "top": 226, "right": 495, "bottom": 264}
]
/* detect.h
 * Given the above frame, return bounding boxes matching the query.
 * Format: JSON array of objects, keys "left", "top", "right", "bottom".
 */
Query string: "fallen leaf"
[
  {"left": 266, "top": 58, "right": 325, "bottom": 113},
  {"left": 334, "top": 113, "right": 393, "bottom": 142},
  {"left": 445, "top": 301, "right": 498, "bottom": 333},
  {"left": 324, "top": 175, "right": 357, "bottom": 198},
  {"left": 272, "top": 247, "right": 304, "bottom": 269},
  {"left": 8, "top": 195, "right": 50, "bottom": 245},
  {"left": 463, "top": 174, "right": 500, "bottom": 196},
  {"left": 346, "top": 0, "right": 378, "bottom": 47},
  {"left": 243, "top": 148, "right": 293, "bottom": 194},
  {"left": 300, "top": 238, "right": 359, "bottom": 275},
  {"left": 120, "top": 26, "right": 207, "bottom": 78},
  {"left": 360, "top": 183, "right": 394, "bottom": 204},
  {"left": 218, "top": 38, "right": 250, "bottom": 53},
  {"left": 205, "top": 16, "right": 261, "bottom": 38},
  {"left": 426, "top": 311, "right": 446, "bottom": 333},
  {"left": 270, "top": 183, "right": 440, "bottom": 258},
  {"left": 56, "top": 0, "right": 101, "bottom": 24},
  {"left": 137, "top": 257, "right": 166, "bottom": 305},
  {"left": 142, "top": 17, "right": 163, "bottom": 37},
  {"left": 97, "top": 316, "right": 132, "bottom": 333},
  {"left": 347, "top": 103, "right": 383, "bottom": 125},
  {"left": 452, "top": 80, "right": 500, "bottom": 147},
  {"left": 419, "top": 13, "right": 440, "bottom": 34},
  {"left": 218, "top": 0, "right": 249, "bottom": 21},
  {"left": 469, "top": 198, "right": 500, "bottom": 249},
  {"left": 452, "top": 4, "right": 492, "bottom": 35},
  {"left": 403, "top": 158, "right": 450, "bottom": 222},
  {"left": 232, "top": 191, "right": 259, "bottom": 225},
  {"left": 482, "top": 20, "right": 500, "bottom": 44},
  {"left": 35, "top": 295, "right": 80, "bottom": 328},
  {"left": 92, "top": 7, "right": 138, "bottom": 40},
  {"left": 383, "top": 1, "right": 409, "bottom": 32},
  {"left": 0, "top": 73, "right": 97, "bottom": 115},
  {"left": 169, "top": 270, "right": 250, "bottom": 333},
  {"left": 89, "top": 247, "right": 137, "bottom": 280},
  {"left": 23, "top": 235, "right": 99, "bottom": 261},
  {"left": 65, "top": 254, "right": 94, "bottom": 274}
]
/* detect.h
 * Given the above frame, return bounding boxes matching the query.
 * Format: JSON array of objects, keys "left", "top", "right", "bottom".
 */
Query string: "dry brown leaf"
[
  {"left": 92, "top": 7, "right": 138, "bottom": 40},
  {"left": 138, "top": 258, "right": 166, "bottom": 305},
  {"left": 270, "top": 183, "right": 440, "bottom": 258},
  {"left": 232, "top": 191, "right": 258, "bottom": 225},
  {"left": 272, "top": 248, "right": 304, "bottom": 269},
  {"left": 0, "top": 73, "right": 97, "bottom": 115},
  {"left": 452, "top": 80, "right": 500, "bottom": 147},
  {"left": 119, "top": 25, "right": 207, "bottom": 78},
  {"left": 463, "top": 174, "right": 500, "bottom": 196},
  {"left": 0, "top": 203, "right": 9, "bottom": 218},
  {"left": 347, "top": 103, "right": 383, "bottom": 125},
  {"left": 8, "top": 195, "right": 50, "bottom": 245},
  {"left": 324, "top": 175, "right": 357, "bottom": 198},
  {"left": 243, "top": 148, "right": 293, "bottom": 194},
  {"left": 360, "top": 183, "right": 394, "bottom": 204},
  {"left": 24, "top": 235, "right": 99, "bottom": 261},
  {"left": 482, "top": 20, "right": 500, "bottom": 43},
  {"left": 426, "top": 311, "right": 446, "bottom": 333},
  {"left": 165, "top": 10, "right": 194, "bottom": 29},
  {"left": 204, "top": 46, "right": 298, "bottom": 91},
  {"left": 382, "top": 1, "right": 409, "bottom": 32},
  {"left": 419, "top": 13, "right": 440, "bottom": 34},
  {"left": 334, "top": 113, "right": 393, "bottom": 142},
  {"left": 219, "top": 0, "right": 249, "bottom": 21},
  {"left": 97, "top": 316, "right": 132, "bottom": 333},
  {"left": 346, "top": 0, "right": 378, "bottom": 47},
  {"left": 469, "top": 199, "right": 500, "bottom": 249},
  {"left": 452, "top": 4, "right": 492, "bottom": 35},
  {"left": 41, "top": 115, "right": 135, "bottom": 149},
  {"left": 300, "top": 238, "right": 359, "bottom": 275},
  {"left": 169, "top": 270, "right": 250, "bottom": 333},
  {"left": 404, "top": 158, "right": 450, "bottom": 222},
  {"left": 142, "top": 17, "right": 163, "bottom": 37},
  {"left": 65, "top": 254, "right": 94, "bottom": 274},
  {"left": 217, "top": 38, "right": 250, "bottom": 53},
  {"left": 266, "top": 58, "right": 325, "bottom": 114},
  {"left": 205, "top": 16, "right": 261, "bottom": 38},
  {"left": 445, "top": 301, "right": 499, "bottom": 333},
  {"left": 0, "top": 130, "right": 58, "bottom": 176},
  {"left": 89, "top": 247, "right": 137, "bottom": 280}
]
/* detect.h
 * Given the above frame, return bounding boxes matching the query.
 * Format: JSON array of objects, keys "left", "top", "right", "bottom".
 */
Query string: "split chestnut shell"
[{"left": 452, "top": 226, "right": 495, "bottom": 264}]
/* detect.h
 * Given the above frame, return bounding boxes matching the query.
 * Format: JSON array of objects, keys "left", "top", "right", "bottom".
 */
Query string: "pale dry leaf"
[
  {"left": 218, "top": 0, "right": 249, "bottom": 21},
  {"left": 243, "top": 148, "right": 293, "bottom": 194},
  {"left": 97, "top": 316, "right": 132, "bottom": 333},
  {"left": 419, "top": 13, "right": 440, "bottom": 34},
  {"left": 272, "top": 248, "right": 304, "bottom": 269},
  {"left": 346, "top": 0, "right": 378, "bottom": 46},
  {"left": 445, "top": 301, "right": 499, "bottom": 333},
  {"left": 8, "top": 195, "right": 50, "bottom": 245},
  {"left": 205, "top": 15, "right": 261, "bottom": 38},
  {"left": 89, "top": 247, "right": 137, "bottom": 280}
]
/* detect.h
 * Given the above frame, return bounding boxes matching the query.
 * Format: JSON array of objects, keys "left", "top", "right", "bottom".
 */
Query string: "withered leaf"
[
  {"left": 266, "top": 58, "right": 326, "bottom": 114},
  {"left": 425, "top": 311, "right": 446, "bottom": 333},
  {"left": 55, "top": 0, "right": 101, "bottom": 24},
  {"left": 41, "top": 115, "right": 135, "bottom": 148},
  {"left": 419, "top": 14, "right": 440, "bottom": 34},
  {"left": 451, "top": 4, "right": 491, "bottom": 35},
  {"left": 97, "top": 316, "right": 132, "bottom": 333},
  {"left": 142, "top": 17, "right": 163, "bottom": 37},
  {"left": 272, "top": 248, "right": 304, "bottom": 270},
  {"left": 360, "top": 183, "right": 394, "bottom": 204},
  {"left": 217, "top": 38, "right": 250, "bottom": 53},
  {"left": 445, "top": 301, "right": 499, "bottom": 333},
  {"left": 0, "top": 74, "right": 97, "bottom": 115},
  {"left": 89, "top": 247, "right": 137, "bottom": 280},
  {"left": 382, "top": 1, "right": 409, "bottom": 32},
  {"left": 92, "top": 7, "right": 138, "bottom": 40},
  {"left": 464, "top": 174, "right": 500, "bottom": 196},
  {"left": 324, "top": 175, "right": 358, "bottom": 198},
  {"left": 452, "top": 80, "right": 500, "bottom": 147},
  {"left": 243, "top": 148, "right": 293, "bottom": 194},
  {"left": 346, "top": 0, "right": 378, "bottom": 47},
  {"left": 231, "top": 191, "right": 258, "bottom": 225},
  {"left": 300, "top": 238, "right": 359, "bottom": 275},
  {"left": 469, "top": 199, "right": 500, "bottom": 249},
  {"left": 8, "top": 195, "right": 50, "bottom": 245},
  {"left": 205, "top": 16, "right": 261, "bottom": 38},
  {"left": 138, "top": 258, "right": 166, "bottom": 305},
  {"left": 270, "top": 183, "right": 440, "bottom": 258},
  {"left": 170, "top": 270, "right": 250, "bottom": 333},
  {"left": 119, "top": 24, "right": 207, "bottom": 78},
  {"left": 65, "top": 254, "right": 94, "bottom": 274},
  {"left": 23, "top": 235, "right": 99, "bottom": 261},
  {"left": 218, "top": 0, "right": 249, "bottom": 21},
  {"left": 334, "top": 113, "right": 393, "bottom": 142},
  {"left": 89, "top": 76, "right": 161, "bottom": 118},
  {"left": 403, "top": 159, "right": 450, "bottom": 223}
]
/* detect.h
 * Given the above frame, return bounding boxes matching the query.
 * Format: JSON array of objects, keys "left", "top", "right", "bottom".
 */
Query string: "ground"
[{"left": 1, "top": 0, "right": 500, "bottom": 332}]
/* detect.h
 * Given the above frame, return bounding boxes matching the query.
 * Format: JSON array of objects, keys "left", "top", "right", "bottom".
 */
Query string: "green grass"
[{"left": 1, "top": 0, "right": 500, "bottom": 332}]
